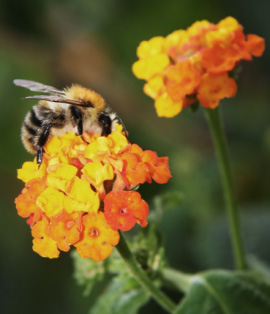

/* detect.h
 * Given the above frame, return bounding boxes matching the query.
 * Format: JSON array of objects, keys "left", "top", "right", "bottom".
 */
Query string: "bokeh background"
[{"left": 1, "top": 0, "right": 269, "bottom": 313}]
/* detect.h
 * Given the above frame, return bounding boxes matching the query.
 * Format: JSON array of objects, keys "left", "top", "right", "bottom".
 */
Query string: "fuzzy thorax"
[{"left": 65, "top": 84, "right": 105, "bottom": 112}]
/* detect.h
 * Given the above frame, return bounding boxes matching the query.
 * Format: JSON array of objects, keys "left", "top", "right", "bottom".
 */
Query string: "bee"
[{"left": 14, "top": 79, "right": 127, "bottom": 165}]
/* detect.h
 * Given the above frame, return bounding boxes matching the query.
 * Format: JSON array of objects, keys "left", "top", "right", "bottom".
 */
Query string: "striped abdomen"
[{"left": 21, "top": 102, "right": 67, "bottom": 153}]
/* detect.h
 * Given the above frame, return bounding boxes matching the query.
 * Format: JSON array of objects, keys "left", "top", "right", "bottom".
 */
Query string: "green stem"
[
  {"left": 205, "top": 107, "right": 246, "bottom": 270},
  {"left": 160, "top": 268, "right": 192, "bottom": 294},
  {"left": 116, "top": 232, "right": 176, "bottom": 313}
]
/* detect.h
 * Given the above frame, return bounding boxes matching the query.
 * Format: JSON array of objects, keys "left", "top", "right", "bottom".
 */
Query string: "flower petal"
[
  {"left": 197, "top": 72, "right": 237, "bottom": 109},
  {"left": 104, "top": 191, "right": 149, "bottom": 231},
  {"left": 75, "top": 212, "right": 119, "bottom": 261}
]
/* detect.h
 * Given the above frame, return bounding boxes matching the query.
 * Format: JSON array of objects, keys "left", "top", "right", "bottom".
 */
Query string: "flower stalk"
[
  {"left": 160, "top": 268, "right": 191, "bottom": 294},
  {"left": 116, "top": 231, "right": 176, "bottom": 313},
  {"left": 205, "top": 107, "right": 246, "bottom": 270}
]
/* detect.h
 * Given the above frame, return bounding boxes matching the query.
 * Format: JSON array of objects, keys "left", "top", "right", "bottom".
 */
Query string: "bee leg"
[
  {"left": 37, "top": 124, "right": 51, "bottom": 165},
  {"left": 116, "top": 116, "right": 128, "bottom": 137},
  {"left": 70, "top": 106, "right": 83, "bottom": 135},
  {"left": 98, "top": 113, "right": 112, "bottom": 136},
  {"left": 37, "top": 147, "right": 44, "bottom": 165},
  {"left": 77, "top": 118, "right": 83, "bottom": 135}
]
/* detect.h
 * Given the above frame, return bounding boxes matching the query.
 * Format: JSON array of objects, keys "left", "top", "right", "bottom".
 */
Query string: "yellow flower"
[
  {"left": 17, "top": 161, "right": 46, "bottom": 183},
  {"left": 187, "top": 20, "right": 212, "bottom": 37},
  {"left": 46, "top": 164, "right": 78, "bottom": 193},
  {"left": 143, "top": 75, "right": 164, "bottom": 99},
  {"left": 132, "top": 54, "right": 170, "bottom": 80},
  {"left": 107, "top": 131, "right": 129, "bottom": 154},
  {"left": 63, "top": 177, "right": 99, "bottom": 213},
  {"left": 136, "top": 36, "right": 165, "bottom": 58},
  {"left": 84, "top": 136, "right": 111, "bottom": 161},
  {"left": 132, "top": 36, "right": 170, "bottom": 80},
  {"left": 82, "top": 162, "right": 114, "bottom": 187},
  {"left": 155, "top": 93, "right": 183, "bottom": 118},
  {"left": 205, "top": 17, "right": 241, "bottom": 47},
  {"left": 46, "top": 132, "right": 84, "bottom": 155},
  {"left": 217, "top": 16, "right": 240, "bottom": 32},
  {"left": 164, "top": 30, "right": 188, "bottom": 53},
  {"left": 36, "top": 187, "right": 64, "bottom": 217}
]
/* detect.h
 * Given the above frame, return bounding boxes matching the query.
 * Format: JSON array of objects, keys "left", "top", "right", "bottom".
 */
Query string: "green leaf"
[
  {"left": 174, "top": 270, "right": 270, "bottom": 314},
  {"left": 247, "top": 255, "right": 270, "bottom": 284},
  {"left": 133, "top": 225, "right": 166, "bottom": 274},
  {"left": 90, "top": 274, "right": 150, "bottom": 314}
]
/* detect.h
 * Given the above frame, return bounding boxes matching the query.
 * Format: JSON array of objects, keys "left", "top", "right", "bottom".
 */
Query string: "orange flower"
[
  {"left": 15, "top": 178, "right": 44, "bottom": 219},
  {"left": 201, "top": 44, "right": 242, "bottom": 73},
  {"left": 197, "top": 73, "right": 237, "bottom": 109},
  {"left": 15, "top": 126, "right": 171, "bottom": 261},
  {"left": 50, "top": 211, "right": 83, "bottom": 252},
  {"left": 120, "top": 144, "right": 172, "bottom": 188},
  {"left": 32, "top": 216, "right": 60, "bottom": 259},
  {"left": 164, "top": 61, "right": 201, "bottom": 102},
  {"left": 132, "top": 16, "right": 265, "bottom": 117},
  {"left": 75, "top": 212, "right": 119, "bottom": 262},
  {"left": 245, "top": 34, "right": 265, "bottom": 57},
  {"left": 104, "top": 191, "right": 149, "bottom": 231},
  {"left": 142, "top": 151, "right": 172, "bottom": 184},
  {"left": 121, "top": 151, "right": 150, "bottom": 188}
]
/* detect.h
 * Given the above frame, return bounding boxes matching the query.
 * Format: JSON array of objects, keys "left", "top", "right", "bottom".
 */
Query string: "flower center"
[
  {"left": 89, "top": 228, "right": 99, "bottom": 238},
  {"left": 120, "top": 208, "right": 127, "bottom": 215},
  {"left": 66, "top": 221, "right": 75, "bottom": 229}
]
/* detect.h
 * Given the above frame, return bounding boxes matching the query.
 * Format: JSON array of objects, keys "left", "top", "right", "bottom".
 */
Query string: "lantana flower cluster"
[
  {"left": 15, "top": 125, "right": 171, "bottom": 261},
  {"left": 132, "top": 16, "right": 265, "bottom": 117}
]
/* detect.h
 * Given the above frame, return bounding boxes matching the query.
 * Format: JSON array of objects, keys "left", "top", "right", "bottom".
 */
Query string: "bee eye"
[
  {"left": 98, "top": 113, "right": 111, "bottom": 126},
  {"left": 98, "top": 113, "right": 112, "bottom": 136}
]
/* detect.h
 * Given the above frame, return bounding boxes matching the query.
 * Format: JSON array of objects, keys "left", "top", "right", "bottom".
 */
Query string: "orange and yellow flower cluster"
[
  {"left": 15, "top": 126, "right": 171, "bottom": 261},
  {"left": 132, "top": 17, "right": 265, "bottom": 117}
]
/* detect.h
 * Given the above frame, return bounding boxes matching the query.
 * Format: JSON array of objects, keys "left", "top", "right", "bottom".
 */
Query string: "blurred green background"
[{"left": 0, "top": 0, "right": 269, "bottom": 313}]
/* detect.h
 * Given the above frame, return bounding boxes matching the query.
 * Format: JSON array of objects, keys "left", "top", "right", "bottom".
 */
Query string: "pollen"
[
  {"left": 120, "top": 208, "right": 127, "bottom": 215},
  {"left": 89, "top": 228, "right": 99, "bottom": 238}
]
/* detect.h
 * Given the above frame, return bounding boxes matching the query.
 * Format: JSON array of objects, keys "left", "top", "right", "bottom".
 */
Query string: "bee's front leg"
[
  {"left": 37, "top": 147, "right": 44, "bottom": 165},
  {"left": 37, "top": 124, "right": 51, "bottom": 165},
  {"left": 98, "top": 113, "right": 112, "bottom": 136},
  {"left": 70, "top": 106, "right": 83, "bottom": 135}
]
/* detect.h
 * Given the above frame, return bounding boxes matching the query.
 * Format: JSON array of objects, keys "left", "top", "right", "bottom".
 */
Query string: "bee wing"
[
  {"left": 13, "top": 79, "right": 65, "bottom": 95},
  {"left": 23, "top": 95, "right": 89, "bottom": 106}
]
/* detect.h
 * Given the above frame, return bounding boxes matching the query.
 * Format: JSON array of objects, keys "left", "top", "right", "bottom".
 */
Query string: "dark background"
[{"left": 0, "top": 0, "right": 269, "bottom": 313}]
